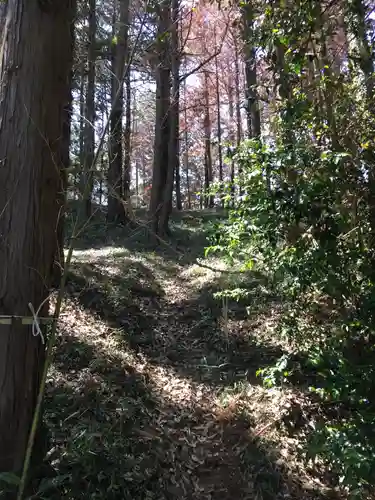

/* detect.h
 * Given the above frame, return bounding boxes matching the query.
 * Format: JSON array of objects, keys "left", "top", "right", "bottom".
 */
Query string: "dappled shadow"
[
  {"left": 65, "top": 258, "right": 160, "bottom": 341},
  {"left": 66, "top": 208, "right": 223, "bottom": 268},
  {"left": 55, "top": 210, "right": 375, "bottom": 499},
  {"left": 129, "top": 285, "right": 284, "bottom": 389},
  {"left": 65, "top": 257, "right": 284, "bottom": 390},
  {"left": 45, "top": 330, "right": 331, "bottom": 500}
]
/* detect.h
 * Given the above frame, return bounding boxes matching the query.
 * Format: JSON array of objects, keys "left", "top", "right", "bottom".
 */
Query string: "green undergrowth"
[{"left": 208, "top": 139, "right": 375, "bottom": 499}]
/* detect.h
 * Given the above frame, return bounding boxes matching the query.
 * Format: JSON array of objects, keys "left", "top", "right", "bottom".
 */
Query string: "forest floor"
[{"left": 45, "top": 210, "right": 343, "bottom": 500}]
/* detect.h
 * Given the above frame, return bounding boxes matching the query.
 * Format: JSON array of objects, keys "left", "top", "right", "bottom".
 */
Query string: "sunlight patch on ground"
[
  {"left": 68, "top": 246, "right": 131, "bottom": 261},
  {"left": 51, "top": 224, "right": 339, "bottom": 499}
]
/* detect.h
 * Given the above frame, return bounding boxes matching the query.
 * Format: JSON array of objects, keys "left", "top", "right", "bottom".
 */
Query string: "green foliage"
[
  {"left": 0, "top": 472, "right": 20, "bottom": 498},
  {"left": 208, "top": 1, "right": 375, "bottom": 488},
  {"left": 209, "top": 130, "right": 375, "bottom": 495}
]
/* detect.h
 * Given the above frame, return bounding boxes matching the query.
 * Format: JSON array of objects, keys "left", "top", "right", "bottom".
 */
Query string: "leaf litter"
[{"left": 44, "top": 215, "right": 348, "bottom": 499}]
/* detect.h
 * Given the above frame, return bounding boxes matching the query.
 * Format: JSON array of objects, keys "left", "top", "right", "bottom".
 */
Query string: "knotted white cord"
[{"left": 28, "top": 294, "right": 51, "bottom": 345}]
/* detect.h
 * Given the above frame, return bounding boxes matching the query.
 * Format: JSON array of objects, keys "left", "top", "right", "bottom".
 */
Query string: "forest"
[{"left": 1, "top": 0, "right": 375, "bottom": 499}]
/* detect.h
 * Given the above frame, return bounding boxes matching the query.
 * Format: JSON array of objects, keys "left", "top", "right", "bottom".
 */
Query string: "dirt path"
[{"left": 45, "top": 220, "right": 335, "bottom": 500}]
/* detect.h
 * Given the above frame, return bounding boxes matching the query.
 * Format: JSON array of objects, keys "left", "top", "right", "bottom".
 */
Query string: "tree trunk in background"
[
  {"left": 183, "top": 77, "right": 191, "bottom": 209},
  {"left": 233, "top": 35, "right": 243, "bottom": 145},
  {"left": 108, "top": 0, "right": 130, "bottom": 223},
  {"left": 149, "top": 0, "right": 171, "bottom": 235},
  {"left": 0, "top": 0, "right": 75, "bottom": 473},
  {"left": 214, "top": 28, "right": 223, "bottom": 183},
  {"left": 315, "top": 3, "right": 338, "bottom": 149},
  {"left": 53, "top": 66, "right": 73, "bottom": 288},
  {"left": 203, "top": 70, "right": 214, "bottom": 208},
  {"left": 242, "top": 0, "right": 261, "bottom": 138},
  {"left": 135, "top": 159, "right": 140, "bottom": 206},
  {"left": 83, "top": 0, "right": 96, "bottom": 218},
  {"left": 228, "top": 74, "right": 236, "bottom": 189},
  {"left": 79, "top": 61, "right": 86, "bottom": 200},
  {"left": 124, "top": 62, "right": 132, "bottom": 217},
  {"left": 175, "top": 163, "right": 182, "bottom": 210},
  {"left": 160, "top": 0, "right": 180, "bottom": 234}
]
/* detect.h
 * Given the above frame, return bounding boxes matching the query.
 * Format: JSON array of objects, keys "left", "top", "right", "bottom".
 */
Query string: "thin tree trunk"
[
  {"left": 83, "top": 0, "right": 96, "bottom": 218},
  {"left": 133, "top": 96, "right": 139, "bottom": 207},
  {"left": 242, "top": 0, "right": 261, "bottom": 138},
  {"left": 175, "top": 162, "right": 182, "bottom": 210},
  {"left": 160, "top": 0, "right": 180, "bottom": 234},
  {"left": 135, "top": 159, "right": 139, "bottom": 207},
  {"left": 183, "top": 77, "right": 191, "bottom": 209},
  {"left": 228, "top": 75, "right": 236, "bottom": 190},
  {"left": 53, "top": 67, "right": 73, "bottom": 288},
  {"left": 315, "top": 3, "right": 338, "bottom": 148},
  {"left": 79, "top": 60, "right": 85, "bottom": 200},
  {"left": 124, "top": 64, "right": 132, "bottom": 217},
  {"left": 203, "top": 70, "right": 214, "bottom": 208},
  {"left": 214, "top": 29, "right": 223, "bottom": 183},
  {"left": 233, "top": 35, "right": 243, "bottom": 145},
  {"left": 108, "top": 0, "right": 130, "bottom": 223},
  {"left": 0, "top": 0, "right": 75, "bottom": 473}
]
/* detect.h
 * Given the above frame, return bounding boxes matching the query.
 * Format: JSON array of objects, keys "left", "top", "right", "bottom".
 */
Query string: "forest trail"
[{"left": 46, "top": 213, "right": 334, "bottom": 500}]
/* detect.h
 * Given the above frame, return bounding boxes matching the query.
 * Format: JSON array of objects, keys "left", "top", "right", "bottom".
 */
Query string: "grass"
[{"left": 33, "top": 210, "right": 356, "bottom": 499}]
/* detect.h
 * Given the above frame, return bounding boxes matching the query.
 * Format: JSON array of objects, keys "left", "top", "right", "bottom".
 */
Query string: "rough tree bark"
[
  {"left": 108, "top": 0, "right": 130, "bottom": 223},
  {"left": 0, "top": 0, "right": 75, "bottom": 473},
  {"left": 82, "top": 0, "right": 96, "bottom": 218},
  {"left": 149, "top": 0, "right": 171, "bottom": 235},
  {"left": 160, "top": 0, "right": 180, "bottom": 235}
]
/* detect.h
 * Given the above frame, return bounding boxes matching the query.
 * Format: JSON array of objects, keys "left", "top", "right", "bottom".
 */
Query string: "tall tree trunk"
[
  {"left": 174, "top": 10, "right": 183, "bottom": 214},
  {"left": 228, "top": 74, "right": 236, "bottom": 190},
  {"left": 133, "top": 97, "right": 140, "bottom": 207},
  {"left": 160, "top": 0, "right": 180, "bottom": 234},
  {"left": 315, "top": 3, "right": 339, "bottom": 148},
  {"left": 0, "top": 0, "right": 75, "bottom": 473},
  {"left": 233, "top": 35, "right": 243, "bottom": 145},
  {"left": 242, "top": 0, "right": 261, "bottom": 138},
  {"left": 124, "top": 63, "right": 132, "bottom": 217},
  {"left": 149, "top": 0, "right": 171, "bottom": 235},
  {"left": 79, "top": 60, "right": 85, "bottom": 200},
  {"left": 108, "top": 0, "right": 130, "bottom": 223},
  {"left": 214, "top": 28, "right": 223, "bottom": 183},
  {"left": 183, "top": 77, "right": 191, "bottom": 209},
  {"left": 83, "top": 0, "right": 96, "bottom": 218},
  {"left": 203, "top": 70, "right": 214, "bottom": 208}
]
